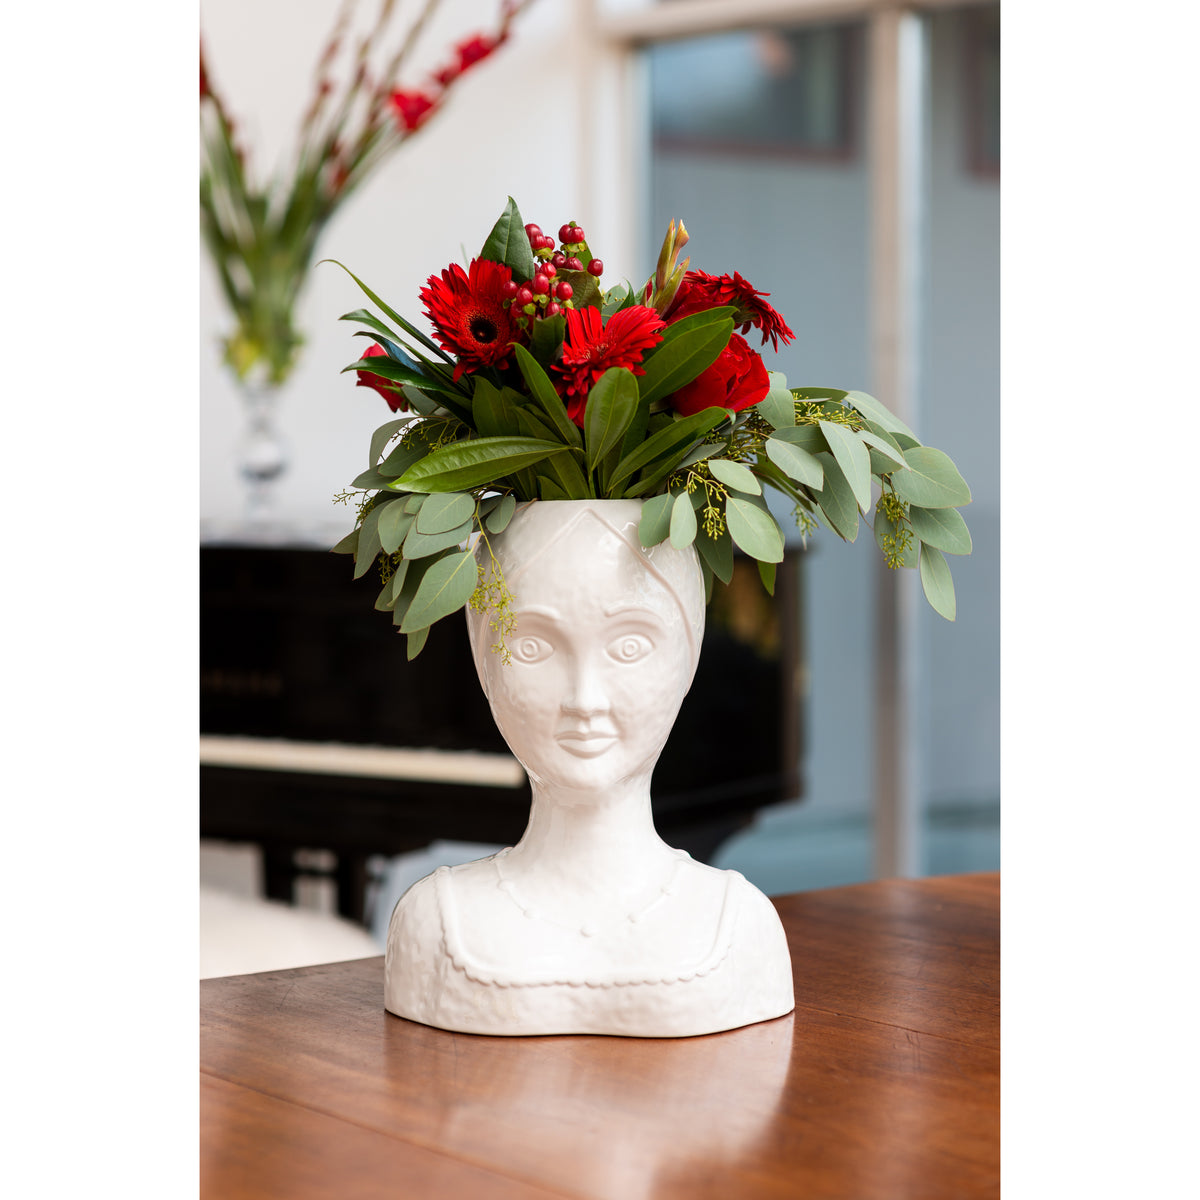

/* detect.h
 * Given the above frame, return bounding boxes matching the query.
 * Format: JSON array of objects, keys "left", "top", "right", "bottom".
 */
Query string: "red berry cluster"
[{"left": 504, "top": 221, "right": 605, "bottom": 329}]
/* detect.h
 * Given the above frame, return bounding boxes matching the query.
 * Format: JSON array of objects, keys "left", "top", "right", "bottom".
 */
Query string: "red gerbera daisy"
[
  {"left": 420, "top": 258, "right": 522, "bottom": 379},
  {"left": 554, "top": 304, "right": 666, "bottom": 426},
  {"left": 667, "top": 270, "right": 795, "bottom": 353}
]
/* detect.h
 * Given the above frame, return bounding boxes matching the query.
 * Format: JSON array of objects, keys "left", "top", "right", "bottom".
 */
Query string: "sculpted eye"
[
  {"left": 608, "top": 632, "right": 653, "bottom": 664},
  {"left": 511, "top": 635, "right": 553, "bottom": 664}
]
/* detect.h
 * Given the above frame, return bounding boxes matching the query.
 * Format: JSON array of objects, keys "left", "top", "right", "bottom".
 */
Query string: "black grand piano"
[{"left": 200, "top": 534, "right": 805, "bottom": 925}]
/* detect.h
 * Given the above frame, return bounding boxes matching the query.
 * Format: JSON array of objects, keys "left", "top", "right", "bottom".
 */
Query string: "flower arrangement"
[
  {"left": 200, "top": 0, "right": 532, "bottom": 386},
  {"left": 333, "top": 197, "right": 972, "bottom": 660}
]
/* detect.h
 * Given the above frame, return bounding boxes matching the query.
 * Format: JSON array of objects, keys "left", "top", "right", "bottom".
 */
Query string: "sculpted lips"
[{"left": 556, "top": 728, "right": 618, "bottom": 758}]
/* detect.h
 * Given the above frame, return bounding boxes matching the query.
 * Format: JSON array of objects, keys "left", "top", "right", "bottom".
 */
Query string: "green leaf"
[
  {"left": 608, "top": 407, "right": 728, "bottom": 494},
  {"left": 369, "top": 418, "right": 411, "bottom": 468},
  {"left": 707, "top": 458, "right": 761, "bottom": 495},
  {"left": 765, "top": 435, "right": 824, "bottom": 489},
  {"left": 695, "top": 523, "right": 734, "bottom": 585},
  {"left": 888, "top": 446, "right": 972, "bottom": 508},
  {"left": 757, "top": 377, "right": 795, "bottom": 429},
  {"left": 377, "top": 501, "right": 415, "bottom": 555},
  {"left": 512, "top": 344, "right": 582, "bottom": 448},
  {"left": 757, "top": 557, "right": 777, "bottom": 596},
  {"left": 390, "top": 557, "right": 417, "bottom": 626},
  {"left": 636, "top": 310, "right": 734, "bottom": 406},
  {"left": 537, "top": 475, "right": 571, "bottom": 501},
  {"left": 819, "top": 420, "right": 872, "bottom": 513},
  {"left": 416, "top": 491, "right": 477, "bottom": 535},
  {"left": 400, "top": 549, "right": 480, "bottom": 633},
  {"left": 813, "top": 452, "right": 860, "bottom": 542},
  {"left": 638, "top": 492, "right": 674, "bottom": 546},
  {"left": 845, "top": 390, "right": 917, "bottom": 442},
  {"left": 674, "top": 442, "right": 724, "bottom": 472},
  {"left": 873, "top": 506, "right": 919, "bottom": 568},
  {"left": 528, "top": 311, "right": 566, "bottom": 366},
  {"left": 485, "top": 493, "right": 517, "bottom": 533},
  {"left": 406, "top": 625, "right": 430, "bottom": 661},
  {"left": 725, "top": 495, "right": 784, "bottom": 563},
  {"left": 479, "top": 197, "right": 537, "bottom": 281},
  {"left": 556, "top": 268, "right": 602, "bottom": 311},
  {"left": 769, "top": 424, "right": 825, "bottom": 453},
  {"left": 859, "top": 429, "right": 909, "bottom": 473},
  {"left": 669, "top": 491, "right": 698, "bottom": 548},
  {"left": 377, "top": 438, "right": 430, "bottom": 480},
  {"left": 353, "top": 503, "right": 385, "bottom": 579},
  {"left": 351, "top": 467, "right": 395, "bottom": 490},
  {"left": 403, "top": 517, "right": 475, "bottom": 559},
  {"left": 601, "top": 282, "right": 632, "bottom": 316},
  {"left": 393, "top": 437, "right": 572, "bottom": 493},
  {"left": 919, "top": 544, "right": 957, "bottom": 621},
  {"left": 331, "top": 528, "right": 358, "bottom": 556},
  {"left": 470, "top": 378, "right": 523, "bottom": 438},
  {"left": 584, "top": 367, "right": 640, "bottom": 473},
  {"left": 342, "top": 353, "right": 458, "bottom": 398},
  {"left": 908, "top": 504, "right": 973, "bottom": 555},
  {"left": 404, "top": 493, "right": 427, "bottom": 514}
]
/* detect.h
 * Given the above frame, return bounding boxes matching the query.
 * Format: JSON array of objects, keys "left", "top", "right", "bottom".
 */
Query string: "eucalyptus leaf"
[
  {"left": 406, "top": 625, "right": 430, "bottom": 661},
  {"left": 404, "top": 493, "right": 427, "bottom": 514},
  {"left": 674, "top": 442, "right": 724, "bottom": 471},
  {"left": 888, "top": 446, "right": 972, "bottom": 508},
  {"left": 400, "top": 549, "right": 480, "bottom": 633},
  {"left": 908, "top": 504, "right": 973, "bottom": 555},
  {"left": 394, "top": 436, "right": 572, "bottom": 493},
  {"left": 756, "top": 385, "right": 796, "bottom": 430},
  {"left": 351, "top": 466, "right": 395, "bottom": 490},
  {"left": 353, "top": 503, "right": 384, "bottom": 579},
  {"left": 390, "top": 557, "right": 415, "bottom": 626},
  {"left": 919, "top": 544, "right": 957, "bottom": 621},
  {"left": 845, "top": 389, "right": 917, "bottom": 442},
  {"left": 813, "top": 452, "right": 860, "bottom": 542},
  {"left": 403, "top": 517, "right": 475, "bottom": 559},
  {"left": 695, "top": 523, "right": 734, "bottom": 584},
  {"left": 478, "top": 196, "right": 537, "bottom": 281},
  {"left": 669, "top": 491, "right": 698, "bottom": 549},
  {"left": 637, "top": 492, "right": 674, "bottom": 547},
  {"left": 485, "top": 493, "right": 517, "bottom": 533},
  {"left": 765, "top": 436, "right": 824, "bottom": 489},
  {"left": 377, "top": 501, "right": 414, "bottom": 555},
  {"left": 725, "top": 495, "right": 784, "bottom": 563},
  {"left": 377, "top": 438, "right": 430, "bottom": 480},
  {"left": 859, "top": 429, "right": 909, "bottom": 472},
  {"left": 819, "top": 420, "right": 872, "bottom": 513},
  {"left": 369, "top": 417, "right": 411, "bottom": 468},
  {"left": 416, "top": 491, "right": 476, "bottom": 535},
  {"left": 331, "top": 528, "right": 358, "bottom": 556},
  {"left": 757, "top": 558, "right": 777, "bottom": 596},
  {"left": 707, "top": 458, "right": 761, "bottom": 494},
  {"left": 769, "top": 424, "right": 825, "bottom": 453}
]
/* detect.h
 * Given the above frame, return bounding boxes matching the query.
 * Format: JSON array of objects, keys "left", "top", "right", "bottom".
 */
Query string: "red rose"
[
  {"left": 668, "top": 333, "right": 769, "bottom": 417},
  {"left": 355, "top": 343, "right": 409, "bottom": 412}
]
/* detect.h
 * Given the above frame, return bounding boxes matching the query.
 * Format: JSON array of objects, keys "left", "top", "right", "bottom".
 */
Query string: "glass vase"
[{"left": 237, "top": 379, "right": 289, "bottom": 531}]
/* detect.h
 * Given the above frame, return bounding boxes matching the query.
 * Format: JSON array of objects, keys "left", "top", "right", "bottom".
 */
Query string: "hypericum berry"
[
  {"left": 558, "top": 222, "right": 577, "bottom": 243},
  {"left": 546, "top": 301, "right": 562, "bottom": 317},
  {"left": 531, "top": 274, "right": 550, "bottom": 295},
  {"left": 587, "top": 258, "right": 604, "bottom": 277},
  {"left": 564, "top": 256, "right": 583, "bottom": 272},
  {"left": 539, "top": 234, "right": 556, "bottom": 251},
  {"left": 555, "top": 281, "right": 573, "bottom": 301},
  {"left": 542, "top": 262, "right": 557, "bottom": 278},
  {"left": 502, "top": 280, "right": 519, "bottom": 299},
  {"left": 516, "top": 286, "right": 534, "bottom": 306},
  {"left": 551, "top": 251, "right": 567, "bottom": 268},
  {"left": 524, "top": 223, "right": 542, "bottom": 240}
]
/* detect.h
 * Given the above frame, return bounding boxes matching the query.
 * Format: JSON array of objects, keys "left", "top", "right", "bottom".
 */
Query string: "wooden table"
[{"left": 200, "top": 872, "right": 999, "bottom": 1199}]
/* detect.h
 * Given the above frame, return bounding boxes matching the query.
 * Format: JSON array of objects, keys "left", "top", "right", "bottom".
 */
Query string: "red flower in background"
[
  {"left": 420, "top": 258, "right": 522, "bottom": 379},
  {"left": 668, "top": 333, "right": 769, "bottom": 417},
  {"left": 355, "top": 343, "right": 409, "bottom": 412},
  {"left": 668, "top": 270, "right": 795, "bottom": 353},
  {"left": 555, "top": 304, "right": 666, "bottom": 426},
  {"left": 389, "top": 89, "right": 437, "bottom": 132}
]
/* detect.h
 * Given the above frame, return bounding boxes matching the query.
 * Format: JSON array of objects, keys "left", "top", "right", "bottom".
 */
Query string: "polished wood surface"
[{"left": 200, "top": 872, "right": 999, "bottom": 1199}]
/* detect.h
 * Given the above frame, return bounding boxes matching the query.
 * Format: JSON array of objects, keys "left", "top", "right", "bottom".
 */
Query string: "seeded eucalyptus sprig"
[{"left": 333, "top": 198, "right": 972, "bottom": 658}]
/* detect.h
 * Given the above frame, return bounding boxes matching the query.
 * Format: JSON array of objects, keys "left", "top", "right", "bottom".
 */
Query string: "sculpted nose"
[{"left": 561, "top": 659, "right": 610, "bottom": 717}]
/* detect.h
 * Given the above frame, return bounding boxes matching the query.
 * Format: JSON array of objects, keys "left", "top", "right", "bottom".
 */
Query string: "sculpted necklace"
[{"left": 491, "top": 847, "right": 689, "bottom": 938}]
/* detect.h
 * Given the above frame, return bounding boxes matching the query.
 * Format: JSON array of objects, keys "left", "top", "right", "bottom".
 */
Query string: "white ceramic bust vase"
[{"left": 384, "top": 499, "right": 795, "bottom": 1037}]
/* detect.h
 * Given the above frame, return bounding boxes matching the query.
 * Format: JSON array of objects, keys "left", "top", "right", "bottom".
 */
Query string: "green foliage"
[{"left": 332, "top": 200, "right": 975, "bottom": 655}]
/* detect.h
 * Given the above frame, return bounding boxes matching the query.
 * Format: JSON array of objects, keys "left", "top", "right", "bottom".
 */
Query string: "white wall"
[{"left": 200, "top": 0, "right": 630, "bottom": 533}]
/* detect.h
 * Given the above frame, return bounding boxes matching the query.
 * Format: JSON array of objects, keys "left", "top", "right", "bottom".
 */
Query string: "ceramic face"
[{"left": 473, "top": 506, "right": 703, "bottom": 796}]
